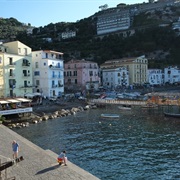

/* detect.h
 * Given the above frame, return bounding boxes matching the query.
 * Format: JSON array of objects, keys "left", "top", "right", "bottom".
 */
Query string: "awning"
[
  {"left": 7, "top": 99, "right": 20, "bottom": 103},
  {"left": 0, "top": 100, "right": 9, "bottom": 104},
  {"left": 16, "top": 98, "right": 31, "bottom": 102}
]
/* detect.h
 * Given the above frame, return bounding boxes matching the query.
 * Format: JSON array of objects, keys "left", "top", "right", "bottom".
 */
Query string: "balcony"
[
  {"left": 22, "top": 74, "right": 30, "bottom": 77},
  {"left": 19, "top": 85, "right": 33, "bottom": 88},
  {"left": 52, "top": 75, "right": 57, "bottom": 78},
  {"left": 49, "top": 65, "right": 63, "bottom": 70},
  {"left": 9, "top": 73, "right": 15, "bottom": 77},
  {"left": 52, "top": 85, "right": 58, "bottom": 88},
  {"left": 9, "top": 62, "right": 16, "bottom": 66},
  {"left": 9, "top": 85, "right": 16, "bottom": 89},
  {"left": 22, "top": 63, "right": 30, "bottom": 67}
]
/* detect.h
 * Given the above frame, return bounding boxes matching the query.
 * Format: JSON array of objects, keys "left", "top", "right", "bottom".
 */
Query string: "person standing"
[{"left": 12, "top": 140, "right": 19, "bottom": 159}]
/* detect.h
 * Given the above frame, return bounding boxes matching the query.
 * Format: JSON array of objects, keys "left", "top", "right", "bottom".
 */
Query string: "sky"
[{"left": 1, "top": 0, "right": 148, "bottom": 27}]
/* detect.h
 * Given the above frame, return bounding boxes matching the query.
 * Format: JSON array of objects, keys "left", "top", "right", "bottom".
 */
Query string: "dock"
[{"left": 0, "top": 125, "right": 100, "bottom": 180}]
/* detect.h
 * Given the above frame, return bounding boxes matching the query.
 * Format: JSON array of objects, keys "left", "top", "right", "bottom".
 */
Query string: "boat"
[
  {"left": 141, "top": 104, "right": 158, "bottom": 109},
  {"left": 101, "top": 114, "right": 120, "bottom": 118},
  {"left": 164, "top": 112, "right": 180, "bottom": 118},
  {"left": 118, "top": 105, "right": 131, "bottom": 110}
]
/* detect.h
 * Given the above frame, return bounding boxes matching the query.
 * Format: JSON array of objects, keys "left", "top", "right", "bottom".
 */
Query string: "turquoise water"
[{"left": 14, "top": 105, "right": 180, "bottom": 180}]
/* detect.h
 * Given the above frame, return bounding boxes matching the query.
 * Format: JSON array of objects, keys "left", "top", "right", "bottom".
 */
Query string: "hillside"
[{"left": 1, "top": 5, "right": 180, "bottom": 67}]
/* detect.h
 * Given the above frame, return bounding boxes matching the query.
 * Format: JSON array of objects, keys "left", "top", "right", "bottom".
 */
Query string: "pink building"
[{"left": 64, "top": 59, "right": 100, "bottom": 91}]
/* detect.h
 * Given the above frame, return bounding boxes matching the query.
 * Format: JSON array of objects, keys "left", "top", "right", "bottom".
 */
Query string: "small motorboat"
[
  {"left": 118, "top": 105, "right": 131, "bottom": 110},
  {"left": 101, "top": 114, "right": 120, "bottom": 118},
  {"left": 164, "top": 112, "right": 180, "bottom": 118}
]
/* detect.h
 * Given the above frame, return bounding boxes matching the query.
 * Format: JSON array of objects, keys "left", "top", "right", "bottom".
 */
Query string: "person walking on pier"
[{"left": 12, "top": 140, "right": 19, "bottom": 159}]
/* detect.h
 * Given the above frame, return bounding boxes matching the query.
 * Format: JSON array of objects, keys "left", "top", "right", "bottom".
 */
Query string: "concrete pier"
[{"left": 0, "top": 125, "right": 100, "bottom": 180}]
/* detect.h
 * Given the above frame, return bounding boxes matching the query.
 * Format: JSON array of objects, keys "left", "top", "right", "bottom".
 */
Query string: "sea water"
[{"left": 14, "top": 105, "right": 180, "bottom": 180}]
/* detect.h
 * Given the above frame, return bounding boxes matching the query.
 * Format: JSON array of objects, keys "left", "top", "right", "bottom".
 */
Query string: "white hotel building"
[
  {"left": 32, "top": 50, "right": 64, "bottom": 98},
  {"left": 102, "top": 67, "right": 129, "bottom": 89},
  {"left": 97, "top": 9, "right": 130, "bottom": 35},
  {"left": 164, "top": 66, "right": 180, "bottom": 84},
  {"left": 148, "top": 69, "right": 163, "bottom": 85}
]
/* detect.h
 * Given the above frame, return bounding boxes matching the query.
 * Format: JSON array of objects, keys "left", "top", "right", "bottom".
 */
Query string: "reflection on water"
[{"left": 14, "top": 105, "right": 180, "bottom": 180}]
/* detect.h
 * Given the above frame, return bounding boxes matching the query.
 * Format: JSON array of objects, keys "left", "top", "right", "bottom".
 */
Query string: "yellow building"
[
  {"left": 0, "top": 41, "right": 33, "bottom": 98},
  {"left": 100, "top": 55, "right": 148, "bottom": 86}
]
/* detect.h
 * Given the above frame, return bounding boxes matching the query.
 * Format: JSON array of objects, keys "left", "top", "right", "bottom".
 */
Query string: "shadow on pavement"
[{"left": 35, "top": 164, "right": 60, "bottom": 175}]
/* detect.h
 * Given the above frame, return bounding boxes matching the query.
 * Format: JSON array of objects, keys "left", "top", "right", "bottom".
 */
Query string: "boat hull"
[
  {"left": 101, "top": 114, "right": 119, "bottom": 118},
  {"left": 164, "top": 112, "right": 180, "bottom": 118}
]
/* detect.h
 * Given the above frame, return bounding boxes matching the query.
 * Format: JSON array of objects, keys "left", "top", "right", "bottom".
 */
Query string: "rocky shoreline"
[{"left": 4, "top": 99, "right": 97, "bottom": 128}]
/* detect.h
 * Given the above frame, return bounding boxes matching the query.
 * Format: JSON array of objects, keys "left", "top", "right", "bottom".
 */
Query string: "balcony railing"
[
  {"left": 22, "top": 74, "right": 30, "bottom": 77},
  {"left": 19, "top": 85, "right": 33, "bottom": 88},
  {"left": 22, "top": 63, "right": 30, "bottom": 67},
  {"left": 9, "top": 73, "right": 15, "bottom": 77}
]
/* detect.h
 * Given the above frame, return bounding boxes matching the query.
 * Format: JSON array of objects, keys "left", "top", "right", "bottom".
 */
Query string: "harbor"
[{"left": 12, "top": 105, "right": 180, "bottom": 180}]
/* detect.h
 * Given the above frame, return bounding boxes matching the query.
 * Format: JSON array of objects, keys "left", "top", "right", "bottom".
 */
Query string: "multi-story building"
[
  {"left": 102, "top": 67, "right": 129, "bottom": 89},
  {"left": 0, "top": 41, "right": 33, "bottom": 98},
  {"left": 164, "top": 66, "right": 180, "bottom": 84},
  {"left": 64, "top": 59, "right": 100, "bottom": 91},
  {"left": 100, "top": 55, "right": 148, "bottom": 86},
  {"left": 148, "top": 69, "right": 163, "bottom": 85},
  {"left": 61, "top": 31, "right": 76, "bottom": 40},
  {"left": 97, "top": 9, "right": 130, "bottom": 35},
  {"left": 32, "top": 50, "right": 64, "bottom": 98}
]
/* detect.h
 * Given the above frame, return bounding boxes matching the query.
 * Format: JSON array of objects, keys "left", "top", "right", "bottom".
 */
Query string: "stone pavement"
[{"left": 0, "top": 125, "right": 100, "bottom": 180}]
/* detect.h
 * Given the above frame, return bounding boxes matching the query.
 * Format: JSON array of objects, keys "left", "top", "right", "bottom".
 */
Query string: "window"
[
  {"left": 24, "top": 81, "right": 28, "bottom": 87},
  {"left": 18, "top": 48, "right": 21, "bottom": 53},
  {"left": 75, "top": 79, "right": 77, "bottom": 84},
  {"left": 89, "top": 71, "right": 93, "bottom": 76},
  {"left": 9, "top": 57, "right": 13, "bottom": 65},
  {"left": 34, "top": 71, "right": 40, "bottom": 76},
  {"left": 46, "top": 53, "right": 48, "bottom": 58},
  {"left": 24, "top": 48, "right": 27, "bottom": 55},
  {"left": 36, "top": 80, "right": 40, "bottom": 86},
  {"left": 73, "top": 71, "right": 77, "bottom": 76},
  {"left": 35, "top": 62, "right": 39, "bottom": 68}
]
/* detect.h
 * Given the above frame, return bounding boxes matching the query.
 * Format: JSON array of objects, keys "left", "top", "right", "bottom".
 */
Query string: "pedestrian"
[
  {"left": 12, "top": 140, "right": 19, "bottom": 159},
  {"left": 57, "top": 150, "right": 67, "bottom": 166}
]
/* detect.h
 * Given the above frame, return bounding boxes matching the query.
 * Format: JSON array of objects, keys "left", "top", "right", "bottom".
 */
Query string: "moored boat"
[
  {"left": 101, "top": 114, "right": 120, "bottom": 118},
  {"left": 118, "top": 105, "right": 131, "bottom": 110},
  {"left": 164, "top": 112, "right": 180, "bottom": 118}
]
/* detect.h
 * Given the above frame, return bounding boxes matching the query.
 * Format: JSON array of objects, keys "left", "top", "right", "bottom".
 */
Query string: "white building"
[
  {"left": 102, "top": 67, "right": 129, "bottom": 89},
  {"left": 32, "top": 50, "right": 64, "bottom": 98},
  {"left": 164, "top": 66, "right": 180, "bottom": 84},
  {"left": 61, "top": 31, "right": 76, "bottom": 39},
  {"left": 148, "top": 69, "right": 163, "bottom": 85},
  {"left": 0, "top": 41, "right": 33, "bottom": 98},
  {"left": 97, "top": 9, "right": 130, "bottom": 35}
]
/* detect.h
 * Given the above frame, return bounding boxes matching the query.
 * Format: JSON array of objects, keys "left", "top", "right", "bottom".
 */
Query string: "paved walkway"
[{"left": 0, "top": 125, "right": 100, "bottom": 180}]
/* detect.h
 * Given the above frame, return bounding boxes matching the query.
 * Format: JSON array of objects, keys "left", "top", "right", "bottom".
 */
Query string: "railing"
[{"left": 89, "top": 99, "right": 147, "bottom": 106}]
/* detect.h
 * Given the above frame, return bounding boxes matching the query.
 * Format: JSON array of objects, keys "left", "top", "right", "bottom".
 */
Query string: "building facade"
[
  {"left": 102, "top": 67, "right": 129, "bottom": 89},
  {"left": 148, "top": 69, "right": 163, "bottom": 85},
  {"left": 32, "top": 50, "right": 64, "bottom": 98},
  {"left": 0, "top": 41, "right": 33, "bottom": 98},
  {"left": 164, "top": 66, "right": 180, "bottom": 84},
  {"left": 64, "top": 59, "right": 100, "bottom": 91},
  {"left": 100, "top": 55, "right": 148, "bottom": 86},
  {"left": 97, "top": 9, "right": 131, "bottom": 35}
]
